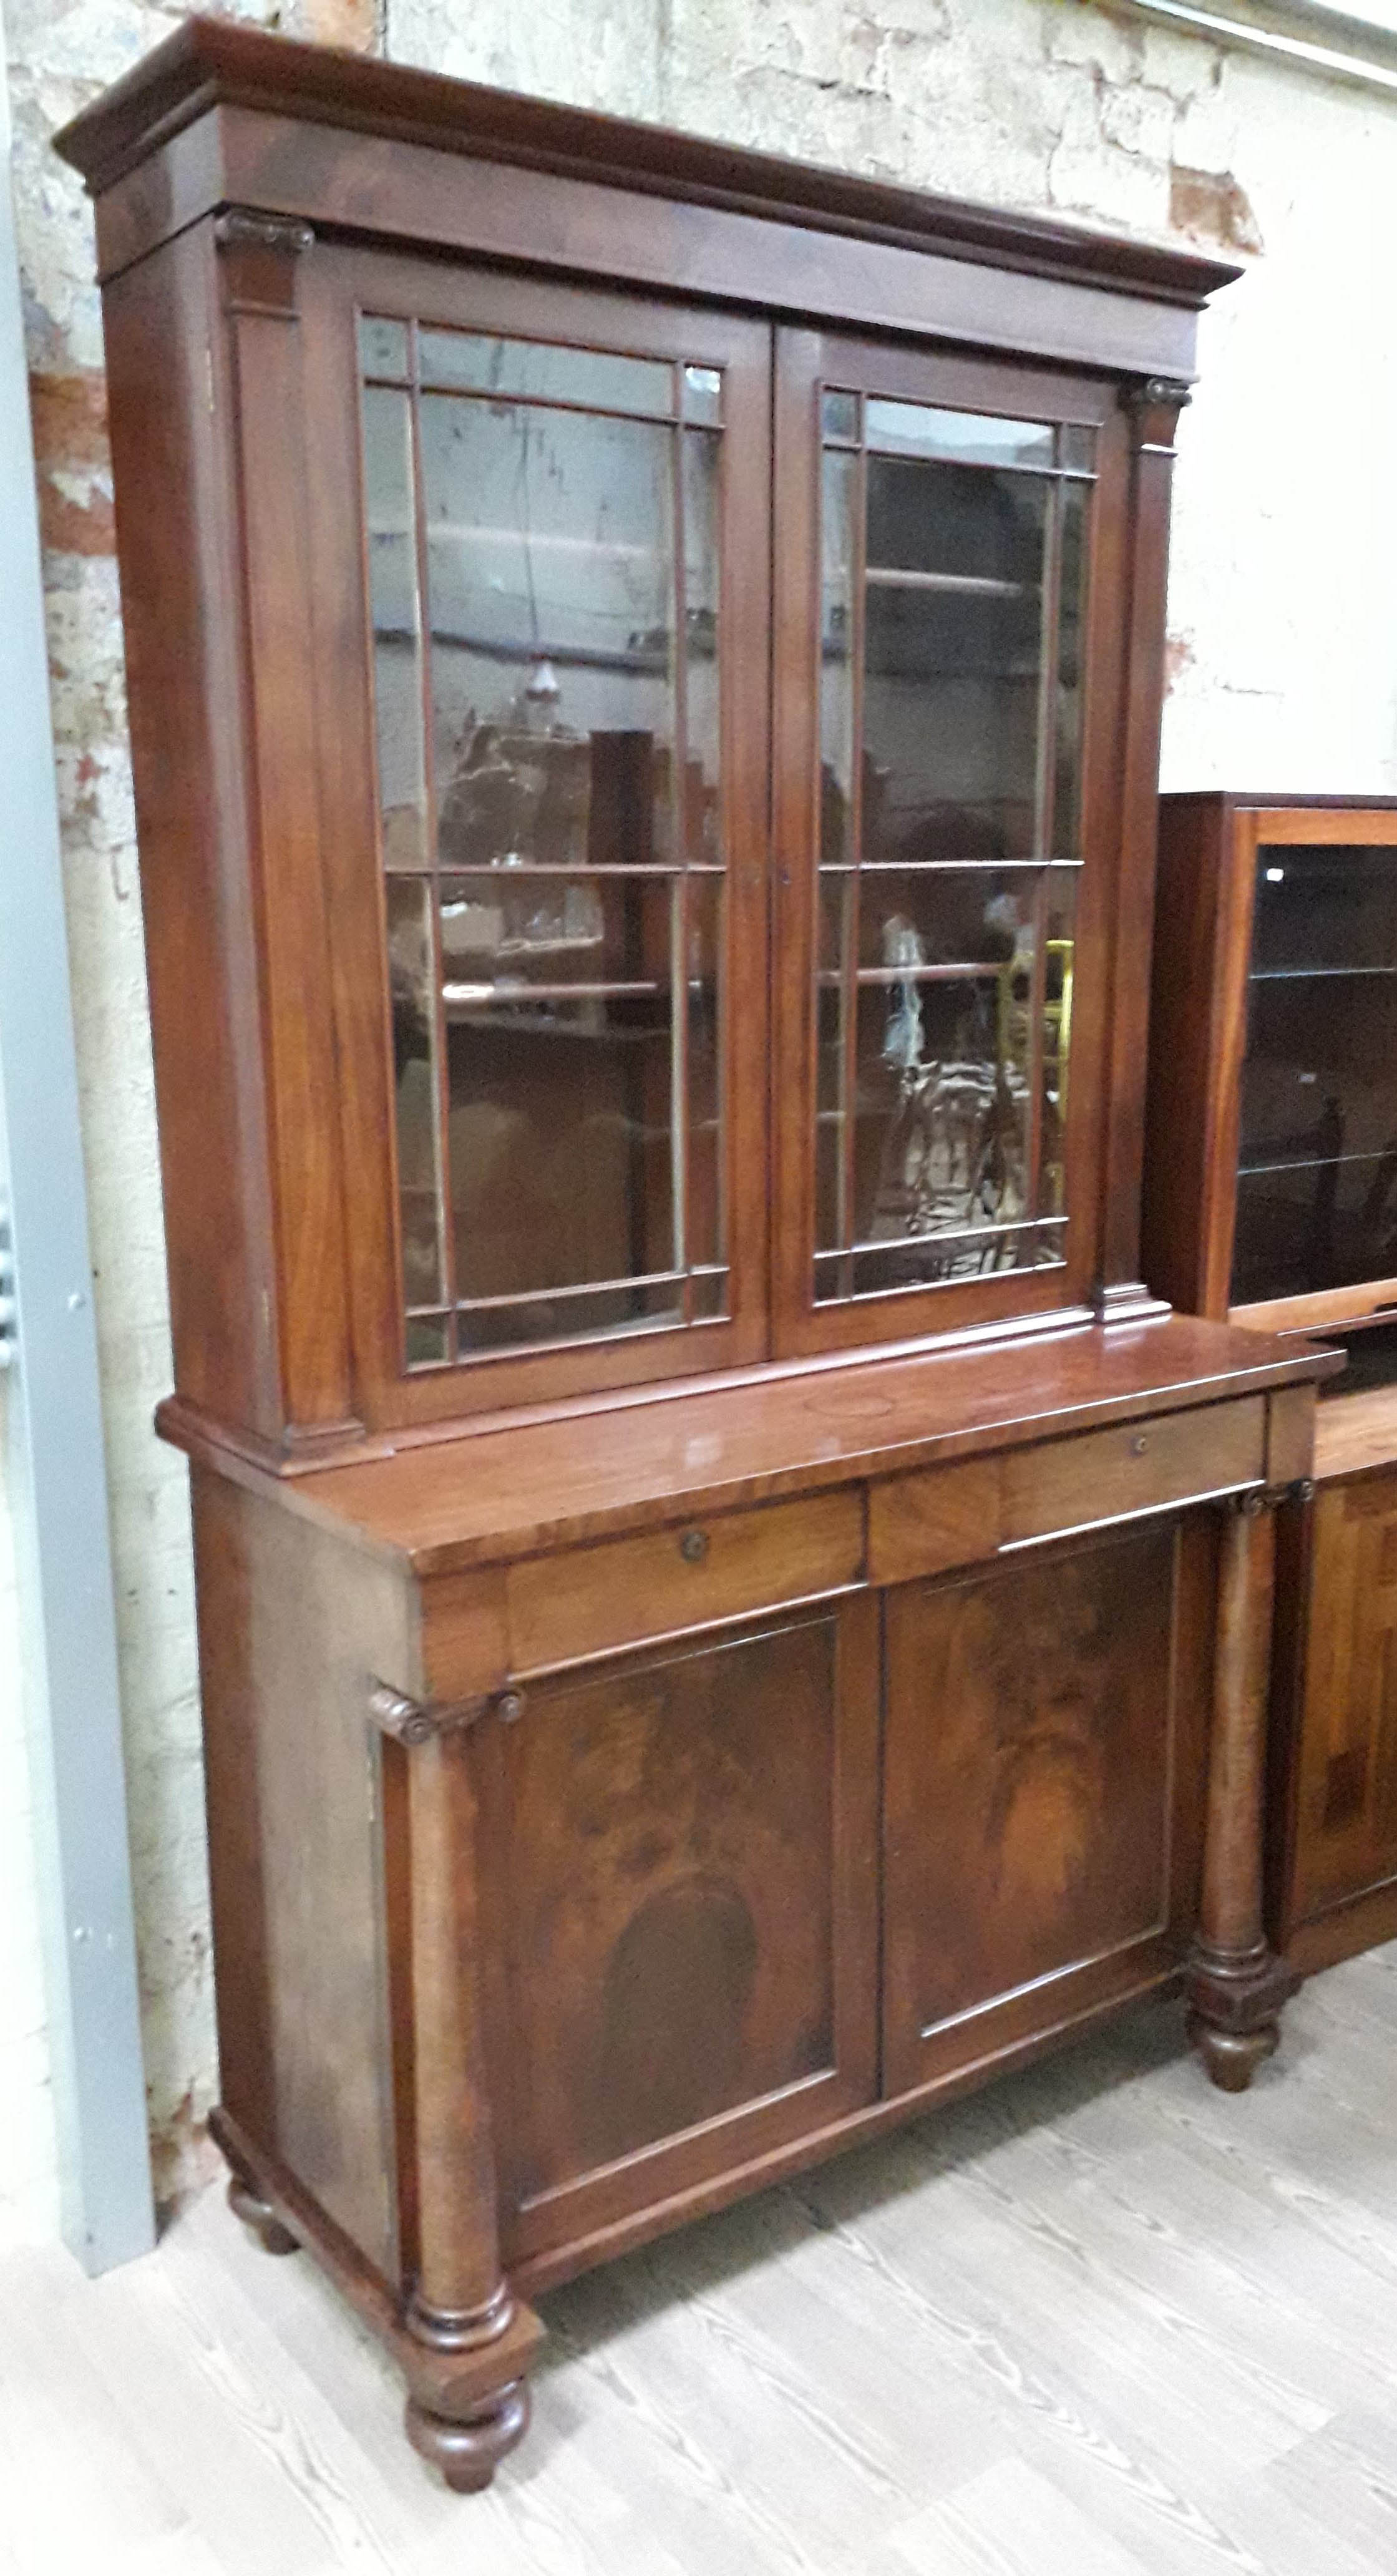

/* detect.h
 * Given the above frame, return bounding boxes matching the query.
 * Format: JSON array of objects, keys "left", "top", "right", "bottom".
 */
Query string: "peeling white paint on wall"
[{"left": 2, "top": 0, "right": 1395, "bottom": 2238}]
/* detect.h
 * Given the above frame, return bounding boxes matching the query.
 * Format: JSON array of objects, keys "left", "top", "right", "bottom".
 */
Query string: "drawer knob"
[
  {"left": 496, "top": 1690, "right": 525, "bottom": 1725},
  {"left": 679, "top": 1528, "right": 709, "bottom": 1565},
  {"left": 1131, "top": 1434, "right": 1149, "bottom": 1457}
]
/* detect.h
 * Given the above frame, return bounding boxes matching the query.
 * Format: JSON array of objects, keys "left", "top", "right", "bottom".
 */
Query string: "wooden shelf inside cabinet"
[{"left": 55, "top": 20, "right": 1322, "bottom": 2495}]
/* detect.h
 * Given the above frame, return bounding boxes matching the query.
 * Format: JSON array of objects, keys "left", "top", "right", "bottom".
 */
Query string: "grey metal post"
[{"left": 0, "top": 31, "right": 155, "bottom": 2270}]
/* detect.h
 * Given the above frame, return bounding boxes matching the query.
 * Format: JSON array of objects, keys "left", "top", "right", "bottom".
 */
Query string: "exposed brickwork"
[{"left": 1170, "top": 160, "right": 1263, "bottom": 253}]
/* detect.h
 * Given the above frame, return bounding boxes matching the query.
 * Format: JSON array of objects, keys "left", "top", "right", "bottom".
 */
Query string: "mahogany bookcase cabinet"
[
  {"left": 57, "top": 25, "right": 1336, "bottom": 2491},
  {"left": 1146, "top": 793, "right": 1397, "bottom": 1978}
]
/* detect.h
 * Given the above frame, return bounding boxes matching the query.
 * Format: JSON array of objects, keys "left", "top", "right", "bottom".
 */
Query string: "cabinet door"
[
  {"left": 882, "top": 1519, "right": 1211, "bottom": 2098},
  {"left": 771, "top": 331, "right": 1131, "bottom": 1359},
  {"left": 1290, "top": 1470, "right": 1397, "bottom": 1922},
  {"left": 300, "top": 248, "right": 772, "bottom": 1426},
  {"left": 474, "top": 1599, "right": 879, "bottom": 2275}
]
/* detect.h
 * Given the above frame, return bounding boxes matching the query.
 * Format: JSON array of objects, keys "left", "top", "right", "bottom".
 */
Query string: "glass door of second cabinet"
[
  {"left": 1229, "top": 809, "right": 1397, "bottom": 1320},
  {"left": 306, "top": 253, "right": 772, "bottom": 1425},
  {"left": 771, "top": 333, "right": 1126, "bottom": 1357}
]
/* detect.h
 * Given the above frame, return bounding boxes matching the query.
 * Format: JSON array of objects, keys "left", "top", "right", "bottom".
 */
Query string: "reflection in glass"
[
  {"left": 1231, "top": 841, "right": 1397, "bottom": 1304},
  {"left": 822, "top": 389, "right": 859, "bottom": 443},
  {"left": 384, "top": 875, "right": 447, "bottom": 1322},
  {"left": 683, "top": 366, "right": 722, "bottom": 424},
  {"left": 814, "top": 386, "right": 1093, "bottom": 1302},
  {"left": 359, "top": 315, "right": 410, "bottom": 381},
  {"left": 360, "top": 331, "right": 730, "bottom": 1364},
  {"left": 419, "top": 328, "right": 674, "bottom": 416},
  {"left": 865, "top": 402, "right": 1055, "bottom": 468},
  {"left": 362, "top": 385, "right": 429, "bottom": 869}
]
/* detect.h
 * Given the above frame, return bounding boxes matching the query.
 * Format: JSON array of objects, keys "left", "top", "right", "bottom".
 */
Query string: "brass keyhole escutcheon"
[
  {"left": 1131, "top": 1433, "right": 1149, "bottom": 1457},
  {"left": 679, "top": 1528, "right": 709, "bottom": 1564}
]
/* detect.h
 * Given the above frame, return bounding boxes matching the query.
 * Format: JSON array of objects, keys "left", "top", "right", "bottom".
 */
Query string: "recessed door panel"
[
  {"left": 882, "top": 1517, "right": 1210, "bottom": 2097},
  {"left": 475, "top": 1599, "right": 879, "bottom": 2266}
]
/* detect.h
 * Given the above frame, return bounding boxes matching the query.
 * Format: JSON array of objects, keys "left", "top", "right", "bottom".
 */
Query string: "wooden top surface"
[
  {"left": 208, "top": 1314, "right": 1341, "bottom": 1574},
  {"left": 52, "top": 16, "right": 1235, "bottom": 311},
  {"left": 1315, "top": 1383, "right": 1397, "bottom": 1482}
]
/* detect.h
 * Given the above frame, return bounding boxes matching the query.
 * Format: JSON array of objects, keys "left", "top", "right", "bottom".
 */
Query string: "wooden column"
[
  {"left": 1186, "top": 1490, "right": 1298, "bottom": 2090},
  {"left": 372, "top": 1686, "right": 541, "bottom": 2492},
  {"left": 215, "top": 210, "right": 360, "bottom": 1451},
  {"left": 1095, "top": 375, "right": 1192, "bottom": 1323}
]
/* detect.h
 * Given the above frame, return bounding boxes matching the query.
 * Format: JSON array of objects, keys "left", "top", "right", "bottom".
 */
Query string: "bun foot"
[
  {"left": 1185, "top": 2010, "right": 1279, "bottom": 2094},
  {"left": 226, "top": 2175, "right": 299, "bottom": 2255},
  {"left": 1185, "top": 1939, "right": 1295, "bottom": 2093},
  {"left": 406, "top": 2382, "right": 530, "bottom": 2493}
]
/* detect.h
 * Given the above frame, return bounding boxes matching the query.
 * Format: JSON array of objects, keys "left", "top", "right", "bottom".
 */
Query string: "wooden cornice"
[{"left": 54, "top": 15, "right": 1239, "bottom": 310}]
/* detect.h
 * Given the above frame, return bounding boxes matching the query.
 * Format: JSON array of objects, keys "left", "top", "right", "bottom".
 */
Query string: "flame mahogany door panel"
[
  {"left": 882, "top": 1516, "right": 1212, "bottom": 2096},
  {"left": 472, "top": 1597, "right": 879, "bottom": 2274}
]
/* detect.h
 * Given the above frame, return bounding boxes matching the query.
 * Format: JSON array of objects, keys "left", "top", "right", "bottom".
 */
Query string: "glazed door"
[
  {"left": 300, "top": 248, "right": 772, "bottom": 1426},
  {"left": 882, "top": 1518, "right": 1212, "bottom": 2098},
  {"left": 472, "top": 1598, "right": 879, "bottom": 2280},
  {"left": 771, "top": 331, "right": 1132, "bottom": 1359}
]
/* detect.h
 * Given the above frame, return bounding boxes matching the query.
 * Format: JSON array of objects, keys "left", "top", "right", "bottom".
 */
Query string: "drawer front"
[
  {"left": 507, "top": 1487, "right": 866, "bottom": 1672},
  {"left": 1002, "top": 1397, "right": 1265, "bottom": 1544}
]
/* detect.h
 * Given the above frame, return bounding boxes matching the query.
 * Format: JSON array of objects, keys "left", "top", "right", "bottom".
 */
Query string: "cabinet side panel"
[
  {"left": 1143, "top": 795, "right": 1226, "bottom": 1314},
  {"left": 191, "top": 1466, "right": 417, "bottom": 2280},
  {"left": 102, "top": 230, "right": 281, "bottom": 1437},
  {"left": 1291, "top": 1468, "right": 1397, "bottom": 1925}
]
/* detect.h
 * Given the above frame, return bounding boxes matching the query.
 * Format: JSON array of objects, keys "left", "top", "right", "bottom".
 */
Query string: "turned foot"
[
  {"left": 1185, "top": 1940, "right": 1295, "bottom": 2093},
  {"left": 406, "top": 2383, "right": 530, "bottom": 2492},
  {"left": 1185, "top": 2009, "right": 1279, "bottom": 2093},
  {"left": 227, "top": 2174, "right": 299, "bottom": 2255}
]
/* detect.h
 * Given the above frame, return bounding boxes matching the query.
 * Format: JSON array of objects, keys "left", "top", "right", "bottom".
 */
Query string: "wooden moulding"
[{"left": 54, "top": 19, "right": 1237, "bottom": 313}]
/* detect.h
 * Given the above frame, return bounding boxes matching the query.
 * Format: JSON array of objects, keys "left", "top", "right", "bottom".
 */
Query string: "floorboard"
[{"left": 4, "top": 1952, "right": 1397, "bottom": 2574}]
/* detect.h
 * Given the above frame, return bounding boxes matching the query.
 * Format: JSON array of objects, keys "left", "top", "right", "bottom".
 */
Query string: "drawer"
[
  {"left": 868, "top": 1458, "right": 1001, "bottom": 1587},
  {"left": 507, "top": 1487, "right": 866, "bottom": 1672},
  {"left": 1001, "top": 1397, "right": 1265, "bottom": 1544}
]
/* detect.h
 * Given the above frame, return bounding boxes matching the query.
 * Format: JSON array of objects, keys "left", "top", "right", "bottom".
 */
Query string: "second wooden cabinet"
[{"left": 1146, "top": 791, "right": 1397, "bottom": 1973}]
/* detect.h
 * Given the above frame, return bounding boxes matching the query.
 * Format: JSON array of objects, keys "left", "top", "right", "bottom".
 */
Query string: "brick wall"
[{"left": 2, "top": 0, "right": 1393, "bottom": 2229}]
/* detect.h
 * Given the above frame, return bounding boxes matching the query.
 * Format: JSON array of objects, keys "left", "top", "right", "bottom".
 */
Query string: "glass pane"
[
  {"left": 682, "top": 429, "right": 721, "bottom": 864},
  {"left": 421, "top": 394, "right": 676, "bottom": 869},
  {"left": 1232, "top": 1154, "right": 1397, "bottom": 1306},
  {"left": 419, "top": 327, "right": 674, "bottom": 416},
  {"left": 1053, "top": 482, "right": 1089, "bottom": 862},
  {"left": 864, "top": 454, "right": 1046, "bottom": 862},
  {"left": 865, "top": 401, "right": 1055, "bottom": 469},
  {"left": 1232, "top": 841, "right": 1397, "bottom": 1305},
  {"left": 385, "top": 875, "right": 447, "bottom": 1315},
  {"left": 683, "top": 366, "right": 722, "bottom": 424},
  {"left": 820, "top": 446, "right": 857, "bottom": 872},
  {"left": 811, "top": 388, "right": 1090, "bottom": 1309},
  {"left": 1251, "top": 842, "right": 1397, "bottom": 973},
  {"left": 1058, "top": 422, "right": 1096, "bottom": 474},
  {"left": 459, "top": 1277, "right": 684, "bottom": 1354},
  {"left": 361, "top": 386, "right": 429, "bottom": 869},
  {"left": 687, "top": 873, "right": 724, "bottom": 1272},
  {"left": 359, "top": 323, "right": 731, "bottom": 1366},
  {"left": 359, "top": 315, "right": 409, "bottom": 380},
  {"left": 822, "top": 389, "right": 859, "bottom": 442},
  {"left": 1239, "top": 975, "right": 1397, "bottom": 1171}
]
